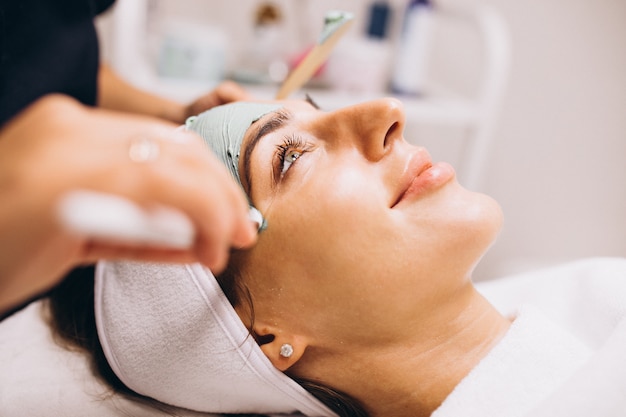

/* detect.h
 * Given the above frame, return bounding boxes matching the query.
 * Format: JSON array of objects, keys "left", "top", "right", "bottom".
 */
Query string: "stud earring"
[{"left": 279, "top": 343, "right": 294, "bottom": 358}]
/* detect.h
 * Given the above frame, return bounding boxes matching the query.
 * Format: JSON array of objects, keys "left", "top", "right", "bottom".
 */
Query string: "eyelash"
[{"left": 275, "top": 134, "right": 311, "bottom": 180}]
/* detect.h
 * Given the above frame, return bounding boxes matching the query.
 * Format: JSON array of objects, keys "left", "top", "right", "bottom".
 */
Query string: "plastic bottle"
[{"left": 391, "top": 0, "right": 434, "bottom": 96}]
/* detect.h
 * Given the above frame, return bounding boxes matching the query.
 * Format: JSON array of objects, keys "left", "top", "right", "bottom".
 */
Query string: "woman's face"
[{"left": 236, "top": 98, "right": 502, "bottom": 347}]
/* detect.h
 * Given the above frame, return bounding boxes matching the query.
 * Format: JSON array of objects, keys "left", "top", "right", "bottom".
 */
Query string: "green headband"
[{"left": 185, "top": 102, "right": 281, "bottom": 190}]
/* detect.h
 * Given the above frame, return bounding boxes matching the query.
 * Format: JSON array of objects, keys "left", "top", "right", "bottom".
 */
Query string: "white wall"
[
  {"left": 98, "top": 0, "right": 626, "bottom": 280},
  {"left": 466, "top": 0, "right": 626, "bottom": 278}
]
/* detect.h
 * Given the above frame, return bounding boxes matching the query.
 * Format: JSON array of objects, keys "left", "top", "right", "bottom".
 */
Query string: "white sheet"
[{"left": 0, "top": 301, "right": 219, "bottom": 417}]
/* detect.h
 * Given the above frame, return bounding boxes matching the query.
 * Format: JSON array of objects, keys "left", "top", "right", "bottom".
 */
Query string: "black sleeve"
[{"left": 0, "top": 0, "right": 113, "bottom": 127}]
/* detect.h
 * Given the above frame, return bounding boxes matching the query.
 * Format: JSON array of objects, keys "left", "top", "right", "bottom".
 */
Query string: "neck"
[{"left": 309, "top": 285, "right": 511, "bottom": 417}]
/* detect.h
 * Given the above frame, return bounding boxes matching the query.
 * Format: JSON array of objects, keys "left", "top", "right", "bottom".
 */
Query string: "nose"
[{"left": 319, "top": 98, "right": 406, "bottom": 161}]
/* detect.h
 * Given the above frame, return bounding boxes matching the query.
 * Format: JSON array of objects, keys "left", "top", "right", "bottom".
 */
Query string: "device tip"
[{"left": 248, "top": 206, "right": 267, "bottom": 233}]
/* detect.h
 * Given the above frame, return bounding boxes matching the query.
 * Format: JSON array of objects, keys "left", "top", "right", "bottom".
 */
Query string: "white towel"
[
  {"left": 433, "top": 257, "right": 626, "bottom": 417},
  {"left": 95, "top": 261, "right": 336, "bottom": 416},
  {"left": 432, "top": 305, "right": 593, "bottom": 417},
  {"left": 527, "top": 316, "right": 626, "bottom": 417}
]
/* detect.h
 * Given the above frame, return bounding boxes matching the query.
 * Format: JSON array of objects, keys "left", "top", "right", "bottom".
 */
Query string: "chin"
[
  {"left": 467, "top": 194, "right": 503, "bottom": 264},
  {"left": 444, "top": 185, "right": 504, "bottom": 263}
]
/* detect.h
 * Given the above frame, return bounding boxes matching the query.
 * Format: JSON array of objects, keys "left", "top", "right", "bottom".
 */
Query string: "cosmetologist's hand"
[
  {"left": 182, "top": 80, "right": 254, "bottom": 121},
  {"left": 0, "top": 94, "right": 256, "bottom": 312}
]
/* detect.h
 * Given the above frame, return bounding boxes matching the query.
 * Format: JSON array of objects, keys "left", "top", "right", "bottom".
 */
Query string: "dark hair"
[
  {"left": 46, "top": 263, "right": 369, "bottom": 417},
  {"left": 45, "top": 266, "right": 179, "bottom": 415}
]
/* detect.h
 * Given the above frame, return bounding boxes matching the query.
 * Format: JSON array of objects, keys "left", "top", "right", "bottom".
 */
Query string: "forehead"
[{"left": 251, "top": 99, "right": 320, "bottom": 127}]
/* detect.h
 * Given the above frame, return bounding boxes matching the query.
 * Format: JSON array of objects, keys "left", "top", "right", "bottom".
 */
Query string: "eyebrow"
[{"left": 241, "top": 109, "right": 292, "bottom": 195}]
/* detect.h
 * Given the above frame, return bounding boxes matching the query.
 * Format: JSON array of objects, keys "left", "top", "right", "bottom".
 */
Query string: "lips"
[{"left": 391, "top": 149, "right": 454, "bottom": 208}]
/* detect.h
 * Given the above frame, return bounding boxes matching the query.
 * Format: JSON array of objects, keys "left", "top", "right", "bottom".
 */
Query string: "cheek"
[
  {"left": 275, "top": 156, "right": 387, "bottom": 234},
  {"left": 315, "top": 168, "right": 382, "bottom": 226},
  {"left": 395, "top": 182, "right": 504, "bottom": 271},
  {"left": 298, "top": 168, "right": 400, "bottom": 270},
  {"left": 256, "top": 163, "right": 390, "bottom": 276}
]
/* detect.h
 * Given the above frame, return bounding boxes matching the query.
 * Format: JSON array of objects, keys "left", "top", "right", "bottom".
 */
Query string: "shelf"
[
  {"left": 143, "top": 78, "right": 481, "bottom": 127},
  {"left": 292, "top": 87, "right": 481, "bottom": 126}
]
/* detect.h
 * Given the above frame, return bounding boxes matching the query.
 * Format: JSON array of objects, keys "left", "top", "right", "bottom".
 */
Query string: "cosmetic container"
[{"left": 391, "top": 0, "right": 434, "bottom": 96}]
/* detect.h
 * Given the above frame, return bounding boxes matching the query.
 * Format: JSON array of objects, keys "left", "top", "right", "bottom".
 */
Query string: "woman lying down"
[{"left": 6, "top": 97, "right": 626, "bottom": 416}]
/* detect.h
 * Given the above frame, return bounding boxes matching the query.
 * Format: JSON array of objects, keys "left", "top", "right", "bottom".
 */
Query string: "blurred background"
[{"left": 96, "top": 0, "right": 626, "bottom": 281}]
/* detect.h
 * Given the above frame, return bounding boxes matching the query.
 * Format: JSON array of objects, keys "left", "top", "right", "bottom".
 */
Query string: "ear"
[{"left": 253, "top": 322, "right": 309, "bottom": 372}]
